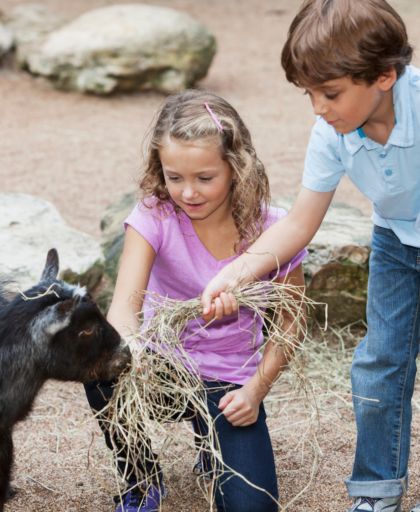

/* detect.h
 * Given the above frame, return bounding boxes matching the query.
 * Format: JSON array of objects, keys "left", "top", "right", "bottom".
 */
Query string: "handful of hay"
[{"left": 101, "top": 279, "right": 321, "bottom": 509}]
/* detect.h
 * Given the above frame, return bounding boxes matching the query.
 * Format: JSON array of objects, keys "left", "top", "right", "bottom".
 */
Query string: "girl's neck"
[{"left": 189, "top": 196, "right": 239, "bottom": 261}]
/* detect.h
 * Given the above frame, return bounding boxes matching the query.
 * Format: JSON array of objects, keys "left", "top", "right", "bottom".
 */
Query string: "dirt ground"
[
  {"left": 2, "top": 0, "right": 420, "bottom": 511},
  {"left": 1, "top": 0, "right": 419, "bottom": 241}
]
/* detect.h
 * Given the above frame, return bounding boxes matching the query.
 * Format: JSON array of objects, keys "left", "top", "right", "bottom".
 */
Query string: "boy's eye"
[{"left": 325, "top": 93, "right": 338, "bottom": 100}]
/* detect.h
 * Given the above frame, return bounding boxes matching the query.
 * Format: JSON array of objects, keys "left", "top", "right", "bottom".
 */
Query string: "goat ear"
[
  {"left": 40, "top": 249, "right": 60, "bottom": 282},
  {"left": 37, "top": 296, "right": 82, "bottom": 338}
]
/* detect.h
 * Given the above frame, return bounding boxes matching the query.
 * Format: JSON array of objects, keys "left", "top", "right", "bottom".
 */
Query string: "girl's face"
[{"left": 159, "top": 137, "right": 235, "bottom": 221}]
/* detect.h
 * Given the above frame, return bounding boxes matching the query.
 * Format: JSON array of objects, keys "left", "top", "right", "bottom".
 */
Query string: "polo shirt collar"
[{"left": 343, "top": 70, "right": 414, "bottom": 156}]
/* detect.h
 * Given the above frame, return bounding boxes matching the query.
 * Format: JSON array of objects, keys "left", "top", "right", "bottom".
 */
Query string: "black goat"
[{"left": 0, "top": 249, "right": 131, "bottom": 511}]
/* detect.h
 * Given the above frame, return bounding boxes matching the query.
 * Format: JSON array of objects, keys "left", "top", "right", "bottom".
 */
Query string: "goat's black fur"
[{"left": 0, "top": 249, "right": 131, "bottom": 510}]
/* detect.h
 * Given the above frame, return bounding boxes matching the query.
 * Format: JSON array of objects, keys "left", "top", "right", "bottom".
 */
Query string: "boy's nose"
[{"left": 313, "top": 98, "right": 329, "bottom": 116}]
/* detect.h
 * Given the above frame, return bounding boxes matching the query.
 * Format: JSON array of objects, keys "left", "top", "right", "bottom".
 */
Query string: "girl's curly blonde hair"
[{"left": 136, "top": 89, "right": 271, "bottom": 254}]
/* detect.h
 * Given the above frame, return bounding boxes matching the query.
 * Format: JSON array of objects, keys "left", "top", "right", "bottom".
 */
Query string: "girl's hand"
[
  {"left": 202, "top": 291, "right": 239, "bottom": 323},
  {"left": 218, "top": 385, "right": 264, "bottom": 427}
]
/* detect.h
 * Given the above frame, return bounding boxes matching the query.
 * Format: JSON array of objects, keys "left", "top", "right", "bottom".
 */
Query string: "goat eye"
[{"left": 80, "top": 329, "right": 94, "bottom": 336}]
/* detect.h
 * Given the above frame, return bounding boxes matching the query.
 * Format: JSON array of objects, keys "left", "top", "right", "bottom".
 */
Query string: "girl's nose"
[{"left": 182, "top": 184, "right": 199, "bottom": 201}]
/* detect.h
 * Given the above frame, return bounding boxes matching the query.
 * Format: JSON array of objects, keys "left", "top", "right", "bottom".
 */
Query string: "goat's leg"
[{"left": 0, "top": 428, "right": 14, "bottom": 511}]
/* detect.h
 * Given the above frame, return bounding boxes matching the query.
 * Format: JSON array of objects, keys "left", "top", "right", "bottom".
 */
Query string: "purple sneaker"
[{"left": 116, "top": 482, "right": 166, "bottom": 512}]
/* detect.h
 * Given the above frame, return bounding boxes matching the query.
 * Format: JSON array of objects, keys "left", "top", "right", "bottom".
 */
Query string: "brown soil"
[
  {"left": 2, "top": 0, "right": 420, "bottom": 511},
  {"left": 1, "top": 0, "right": 419, "bottom": 241}
]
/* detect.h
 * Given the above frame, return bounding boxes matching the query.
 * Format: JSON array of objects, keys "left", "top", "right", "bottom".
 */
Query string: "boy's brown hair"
[{"left": 281, "top": 0, "right": 413, "bottom": 87}]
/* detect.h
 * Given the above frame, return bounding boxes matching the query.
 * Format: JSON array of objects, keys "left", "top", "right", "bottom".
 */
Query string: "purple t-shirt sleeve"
[
  {"left": 123, "top": 203, "right": 163, "bottom": 254},
  {"left": 264, "top": 206, "right": 308, "bottom": 279}
]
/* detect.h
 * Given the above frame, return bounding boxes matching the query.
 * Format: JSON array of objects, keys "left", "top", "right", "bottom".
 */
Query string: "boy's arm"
[
  {"left": 219, "top": 264, "right": 305, "bottom": 427},
  {"left": 202, "top": 187, "right": 335, "bottom": 320},
  {"left": 107, "top": 225, "right": 155, "bottom": 340}
]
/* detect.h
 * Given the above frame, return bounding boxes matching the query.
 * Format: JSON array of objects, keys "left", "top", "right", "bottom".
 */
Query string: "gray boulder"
[
  {"left": 275, "top": 198, "right": 372, "bottom": 325},
  {"left": 0, "top": 21, "right": 12, "bottom": 58},
  {"left": 17, "top": 4, "right": 217, "bottom": 95},
  {"left": 0, "top": 193, "right": 104, "bottom": 292},
  {"left": 4, "top": 4, "right": 67, "bottom": 46},
  {"left": 98, "top": 193, "right": 373, "bottom": 325}
]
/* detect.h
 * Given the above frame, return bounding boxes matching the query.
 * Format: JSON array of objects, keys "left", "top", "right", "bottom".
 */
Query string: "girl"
[{"left": 84, "top": 90, "right": 307, "bottom": 512}]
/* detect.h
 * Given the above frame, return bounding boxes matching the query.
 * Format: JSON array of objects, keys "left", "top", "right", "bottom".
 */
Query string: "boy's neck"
[{"left": 361, "top": 88, "right": 395, "bottom": 146}]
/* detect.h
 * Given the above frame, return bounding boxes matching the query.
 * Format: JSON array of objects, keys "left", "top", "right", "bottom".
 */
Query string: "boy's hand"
[
  {"left": 202, "top": 291, "right": 239, "bottom": 323},
  {"left": 218, "top": 385, "right": 264, "bottom": 427}
]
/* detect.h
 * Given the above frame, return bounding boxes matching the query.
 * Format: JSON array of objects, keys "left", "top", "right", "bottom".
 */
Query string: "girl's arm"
[
  {"left": 202, "top": 187, "right": 334, "bottom": 321},
  {"left": 107, "top": 225, "right": 156, "bottom": 340},
  {"left": 218, "top": 264, "right": 305, "bottom": 427}
]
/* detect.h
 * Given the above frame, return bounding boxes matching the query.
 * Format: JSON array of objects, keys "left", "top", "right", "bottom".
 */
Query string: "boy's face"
[{"left": 303, "top": 74, "right": 394, "bottom": 134}]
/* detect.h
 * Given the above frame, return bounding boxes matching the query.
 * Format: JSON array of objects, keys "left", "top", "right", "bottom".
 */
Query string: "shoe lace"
[{"left": 127, "top": 485, "right": 147, "bottom": 507}]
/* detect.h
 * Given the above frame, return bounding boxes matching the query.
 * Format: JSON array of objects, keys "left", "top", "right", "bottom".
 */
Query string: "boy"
[{"left": 201, "top": 1, "right": 420, "bottom": 511}]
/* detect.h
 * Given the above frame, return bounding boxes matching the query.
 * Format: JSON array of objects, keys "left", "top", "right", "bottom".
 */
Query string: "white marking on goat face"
[
  {"left": 30, "top": 303, "right": 73, "bottom": 342},
  {"left": 62, "top": 282, "right": 87, "bottom": 298},
  {"left": 72, "top": 285, "right": 87, "bottom": 298}
]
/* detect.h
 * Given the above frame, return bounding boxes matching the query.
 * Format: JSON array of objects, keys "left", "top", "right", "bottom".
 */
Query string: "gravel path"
[{"left": 2, "top": 1, "right": 420, "bottom": 511}]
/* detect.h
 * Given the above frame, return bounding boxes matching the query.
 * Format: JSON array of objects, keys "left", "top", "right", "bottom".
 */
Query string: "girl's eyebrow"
[{"left": 163, "top": 168, "right": 219, "bottom": 174}]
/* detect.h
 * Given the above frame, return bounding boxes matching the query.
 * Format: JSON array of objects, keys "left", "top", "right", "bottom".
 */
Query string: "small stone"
[{"left": 76, "top": 482, "right": 84, "bottom": 487}]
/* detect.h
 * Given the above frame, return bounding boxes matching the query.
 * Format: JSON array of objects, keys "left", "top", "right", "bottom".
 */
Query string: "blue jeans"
[
  {"left": 345, "top": 226, "right": 420, "bottom": 498},
  {"left": 84, "top": 379, "right": 278, "bottom": 512}
]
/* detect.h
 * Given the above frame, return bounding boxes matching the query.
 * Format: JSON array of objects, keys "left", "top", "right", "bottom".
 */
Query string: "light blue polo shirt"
[{"left": 303, "top": 65, "right": 420, "bottom": 248}]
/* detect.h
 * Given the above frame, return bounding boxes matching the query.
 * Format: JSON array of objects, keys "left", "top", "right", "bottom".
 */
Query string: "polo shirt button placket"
[{"left": 385, "top": 169, "right": 393, "bottom": 177}]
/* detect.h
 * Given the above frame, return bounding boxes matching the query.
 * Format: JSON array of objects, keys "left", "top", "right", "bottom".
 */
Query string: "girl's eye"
[
  {"left": 199, "top": 177, "right": 213, "bottom": 182},
  {"left": 167, "top": 176, "right": 179, "bottom": 181},
  {"left": 325, "top": 93, "right": 338, "bottom": 100}
]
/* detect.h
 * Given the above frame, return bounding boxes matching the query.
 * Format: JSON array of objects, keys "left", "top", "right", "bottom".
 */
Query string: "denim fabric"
[
  {"left": 84, "top": 380, "right": 278, "bottom": 512},
  {"left": 345, "top": 226, "right": 420, "bottom": 498}
]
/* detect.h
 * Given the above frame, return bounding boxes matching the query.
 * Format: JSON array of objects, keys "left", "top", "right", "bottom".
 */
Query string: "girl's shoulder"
[
  {"left": 126, "top": 198, "right": 179, "bottom": 227},
  {"left": 263, "top": 204, "right": 288, "bottom": 229},
  {"left": 124, "top": 198, "right": 181, "bottom": 254}
]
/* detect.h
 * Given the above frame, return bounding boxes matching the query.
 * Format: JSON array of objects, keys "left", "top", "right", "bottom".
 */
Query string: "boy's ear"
[{"left": 377, "top": 67, "right": 397, "bottom": 92}]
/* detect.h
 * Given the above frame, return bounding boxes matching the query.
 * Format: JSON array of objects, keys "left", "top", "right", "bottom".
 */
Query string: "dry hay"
[{"left": 96, "top": 279, "right": 325, "bottom": 511}]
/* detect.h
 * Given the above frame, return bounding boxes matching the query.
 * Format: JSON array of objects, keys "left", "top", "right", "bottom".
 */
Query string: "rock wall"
[
  {"left": 98, "top": 193, "right": 373, "bottom": 325},
  {"left": 274, "top": 198, "right": 372, "bottom": 325},
  {"left": 0, "top": 193, "right": 104, "bottom": 292}
]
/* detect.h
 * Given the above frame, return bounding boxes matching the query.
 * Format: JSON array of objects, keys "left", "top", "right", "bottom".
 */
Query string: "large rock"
[
  {"left": 0, "top": 193, "right": 104, "bottom": 292},
  {"left": 4, "top": 4, "right": 68, "bottom": 47},
  {"left": 275, "top": 198, "right": 372, "bottom": 325},
  {"left": 97, "top": 193, "right": 373, "bottom": 325},
  {"left": 0, "top": 21, "right": 13, "bottom": 58},
  {"left": 17, "top": 4, "right": 217, "bottom": 95}
]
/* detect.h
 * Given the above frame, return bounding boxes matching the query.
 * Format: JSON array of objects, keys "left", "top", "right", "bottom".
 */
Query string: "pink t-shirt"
[{"left": 124, "top": 202, "right": 307, "bottom": 385}]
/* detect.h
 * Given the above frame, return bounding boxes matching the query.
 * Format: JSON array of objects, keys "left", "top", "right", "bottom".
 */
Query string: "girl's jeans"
[
  {"left": 84, "top": 378, "right": 279, "bottom": 512},
  {"left": 345, "top": 226, "right": 420, "bottom": 498}
]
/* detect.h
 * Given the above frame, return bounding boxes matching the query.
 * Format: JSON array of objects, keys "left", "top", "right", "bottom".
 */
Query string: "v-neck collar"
[{"left": 180, "top": 211, "right": 238, "bottom": 271}]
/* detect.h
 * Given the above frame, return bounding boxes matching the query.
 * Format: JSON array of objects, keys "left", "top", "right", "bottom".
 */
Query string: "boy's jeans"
[{"left": 345, "top": 226, "right": 420, "bottom": 498}]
